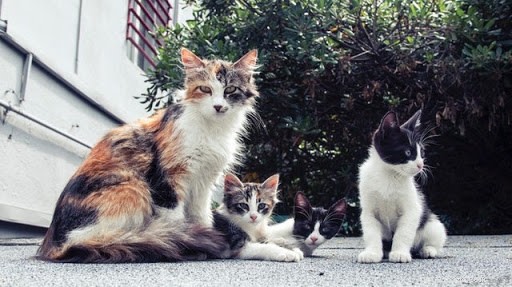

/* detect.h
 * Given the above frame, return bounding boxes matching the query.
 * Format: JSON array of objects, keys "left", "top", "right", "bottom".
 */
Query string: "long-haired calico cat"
[
  {"left": 267, "top": 192, "right": 347, "bottom": 257},
  {"left": 357, "top": 110, "right": 447, "bottom": 263},
  {"left": 36, "top": 48, "right": 260, "bottom": 263},
  {"left": 213, "top": 173, "right": 303, "bottom": 262}
]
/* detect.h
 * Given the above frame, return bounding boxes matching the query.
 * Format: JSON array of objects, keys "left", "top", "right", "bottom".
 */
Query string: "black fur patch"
[
  {"left": 161, "top": 104, "right": 184, "bottom": 126},
  {"left": 50, "top": 199, "right": 98, "bottom": 245},
  {"left": 213, "top": 211, "right": 248, "bottom": 250},
  {"left": 146, "top": 145, "right": 178, "bottom": 209},
  {"left": 64, "top": 174, "right": 127, "bottom": 197}
]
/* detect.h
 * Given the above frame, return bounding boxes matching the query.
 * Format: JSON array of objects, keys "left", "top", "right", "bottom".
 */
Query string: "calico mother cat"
[
  {"left": 37, "top": 48, "right": 260, "bottom": 263},
  {"left": 357, "top": 110, "right": 447, "bottom": 263},
  {"left": 267, "top": 192, "right": 347, "bottom": 257},
  {"left": 214, "top": 173, "right": 303, "bottom": 262}
]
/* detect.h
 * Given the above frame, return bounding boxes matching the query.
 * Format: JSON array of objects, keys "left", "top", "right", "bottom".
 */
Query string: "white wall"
[{"left": 0, "top": 0, "right": 170, "bottom": 227}]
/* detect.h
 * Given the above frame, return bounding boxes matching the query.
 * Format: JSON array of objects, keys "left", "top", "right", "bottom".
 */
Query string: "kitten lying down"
[
  {"left": 214, "top": 173, "right": 304, "bottom": 262},
  {"left": 267, "top": 192, "right": 347, "bottom": 257}
]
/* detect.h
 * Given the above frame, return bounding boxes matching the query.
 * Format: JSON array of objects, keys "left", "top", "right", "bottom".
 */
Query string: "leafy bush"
[{"left": 141, "top": 0, "right": 512, "bottom": 235}]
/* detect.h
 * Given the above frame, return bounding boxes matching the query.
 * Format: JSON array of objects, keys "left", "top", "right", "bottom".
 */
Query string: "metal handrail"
[{"left": 0, "top": 99, "right": 92, "bottom": 149}]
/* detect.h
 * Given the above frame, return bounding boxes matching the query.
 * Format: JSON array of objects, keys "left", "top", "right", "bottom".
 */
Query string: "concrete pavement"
[{"left": 0, "top": 235, "right": 510, "bottom": 286}]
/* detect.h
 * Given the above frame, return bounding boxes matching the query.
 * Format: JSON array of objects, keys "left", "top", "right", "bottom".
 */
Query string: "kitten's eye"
[
  {"left": 420, "top": 149, "right": 425, "bottom": 158},
  {"left": 236, "top": 203, "right": 249, "bottom": 211},
  {"left": 257, "top": 203, "right": 268, "bottom": 210},
  {"left": 198, "top": 86, "right": 212, "bottom": 93},
  {"left": 224, "top": 86, "right": 237, "bottom": 94},
  {"left": 405, "top": 149, "right": 412, "bottom": 157}
]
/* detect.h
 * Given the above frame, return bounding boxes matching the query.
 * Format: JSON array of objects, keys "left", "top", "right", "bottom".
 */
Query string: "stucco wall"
[{"left": 0, "top": 0, "right": 159, "bottom": 227}]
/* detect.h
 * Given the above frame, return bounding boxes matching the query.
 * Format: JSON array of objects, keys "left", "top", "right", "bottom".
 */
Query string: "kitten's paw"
[
  {"left": 271, "top": 237, "right": 287, "bottom": 246},
  {"left": 292, "top": 248, "right": 304, "bottom": 260},
  {"left": 275, "top": 249, "right": 302, "bottom": 262},
  {"left": 418, "top": 246, "right": 438, "bottom": 258},
  {"left": 357, "top": 250, "right": 383, "bottom": 264},
  {"left": 389, "top": 250, "right": 412, "bottom": 263}
]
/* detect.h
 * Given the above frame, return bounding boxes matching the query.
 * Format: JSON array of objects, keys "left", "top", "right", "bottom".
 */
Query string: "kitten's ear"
[
  {"left": 261, "top": 174, "right": 279, "bottom": 193},
  {"left": 181, "top": 48, "right": 205, "bottom": 69},
  {"left": 224, "top": 173, "right": 244, "bottom": 194},
  {"left": 327, "top": 198, "right": 347, "bottom": 221},
  {"left": 233, "top": 49, "right": 258, "bottom": 70},
  {"left": 378, "top": 111, "right": 400, "bottom": 137},
  {"left": 294, "top": 192, "right": 312, "bottom": 219},
  {"left": 400, "top": 109, "right": 422, "bottom": 131}
]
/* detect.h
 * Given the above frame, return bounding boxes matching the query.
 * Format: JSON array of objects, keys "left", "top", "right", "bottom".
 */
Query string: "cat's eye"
[
  {"left": 236, "top": 203, "right": 249, "bottom": 211},
  {"left": 257, "top": 203, "right": 267, "bottom": 210},
  {"left": 224, "top": 86, "right": 237, "bottom": 94},
  {"left": 405, "top": 149, "right": 412, "bottom": 157},
  {"left": 198, "top": 86, "right": 212, "bottom": 93},
  {"left": 420, "top": 149, "right": 425, "bottom": 158}
]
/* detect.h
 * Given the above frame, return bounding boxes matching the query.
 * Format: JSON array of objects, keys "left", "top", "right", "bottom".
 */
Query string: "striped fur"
[{"left": 37, "top": 48, "right": 259, "bottom": 263}]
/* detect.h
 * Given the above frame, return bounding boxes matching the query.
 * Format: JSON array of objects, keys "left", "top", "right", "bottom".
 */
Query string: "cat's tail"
[{"left": 36, "top": 219, "right": 227, "bottom": 263}]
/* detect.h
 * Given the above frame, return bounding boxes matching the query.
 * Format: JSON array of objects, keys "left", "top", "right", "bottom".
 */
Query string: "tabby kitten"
[
  {"left": 268, "top": 192, "right": 347, "bottom": 257},
  {"left": 37, "top": 48, "right": 260, "bottom": 263},
  {"left": 357, "top": 110, "right": 447, "bottom": 264},
  {"left": 214, "top": 173, "right": 303, "bottom": 262}
]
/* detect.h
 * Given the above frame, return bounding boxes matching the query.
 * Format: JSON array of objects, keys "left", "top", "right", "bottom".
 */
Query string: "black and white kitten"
[
  {"left": 357, "top": 110, "right": 447, "bottom": 264},
  {"left": 268, "top": 192, "right": 347, "bottom": 257},
  {"left": 214, "top": 173, "right": 303, "bottom": 262}
]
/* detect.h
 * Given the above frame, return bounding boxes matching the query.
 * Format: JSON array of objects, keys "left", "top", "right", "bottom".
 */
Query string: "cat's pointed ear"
[
  {"left": 327, "top": 198, "right": 347, "bottom": 222},
  {"left": 181, "top": 48, "right": 205, "bottom": 69},
  {"left": 294, "top": 192, "right": 312, "bottom": 219},
  {"left": 400, "top": 109, "right": 422, "bottom": 131},
  {"left": 233, "top": 49, "right": 258, "bottom": 70},
  {"left": 378, "top": 111, "right": 400, "bottom": 137},
  {"left": 261, "top": 174, "right": 279, "bottom": 194},
  {"left": 224, "top": 173, "right": 244, "bottom": 194}
]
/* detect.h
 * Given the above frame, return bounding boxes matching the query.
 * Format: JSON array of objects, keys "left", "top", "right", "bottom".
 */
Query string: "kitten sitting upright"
[
  {"left": 357, "top": 110, "right": 447, "bottom": 264},
  {"left": 268, "top": 192, "right": 347, "bottom": 257},
  {"left": 214, "top": 173, "right": 303, "bottom": 262}
]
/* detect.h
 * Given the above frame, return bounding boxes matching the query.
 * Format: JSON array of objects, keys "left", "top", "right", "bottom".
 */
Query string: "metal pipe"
[
  {"left": 74, "top": 0, "right": 83, "bottom": 74},
  {"left": 19, "top": 53, "right": 33, "bottom": 102},
  {"left": 0, "top": 99, "right": 92, "bottom": 149}
]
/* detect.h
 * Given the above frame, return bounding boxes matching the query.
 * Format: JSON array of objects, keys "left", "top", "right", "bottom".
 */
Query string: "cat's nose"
[
  {"left": 250, "top": 214, "right": 257, "bottom": 221},
  {"left": 310, "top": 236, "right": 318, "bottom": 243},
  {"left": 214, "top": 105, "right": 223, "bottom": 112},
  {"left": 417, "top": 162, "right": 424, "bottom": 170}
]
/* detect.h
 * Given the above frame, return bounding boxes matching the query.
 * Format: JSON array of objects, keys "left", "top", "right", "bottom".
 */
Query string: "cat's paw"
[
  {"left": 292, "top": 248, "right": 304, "bottom": 260},
  {"left": 270, "top": 237, "right": 288, "bottom": 246},
  {"left": 357, "top": 250, "right": 383, "bottom": 263},
  {"left": 389, "top": 250, "right": 412, "bottom": 263},
  {"left": 418, "top": 246, "right": 438, "bottom": 258},
  {"left": 274, "top": 249, "right": 302, "bottom": 262}
]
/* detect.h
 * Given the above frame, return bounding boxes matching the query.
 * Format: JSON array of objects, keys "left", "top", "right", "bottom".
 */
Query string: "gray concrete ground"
[{"left": 0, "top": 235, "right": 510, "bottom": 287}]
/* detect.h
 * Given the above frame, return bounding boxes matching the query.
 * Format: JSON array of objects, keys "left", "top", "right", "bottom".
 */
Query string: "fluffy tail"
[{"left": 36, "top": 220, "right": 228, "bottom": 263}]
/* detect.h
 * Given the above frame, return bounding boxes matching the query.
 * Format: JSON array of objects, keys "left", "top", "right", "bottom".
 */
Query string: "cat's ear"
[
  {"left": 260, "top": 174, "right": 279, "bottom": 194},
  {"left": 224, "top": 173, "right": 244, "bottom": 194},
  {"left": 378, "top": 111, "right": 400, "bottom": 137},
  {"left": 327, "top": 198, "right": 347, "bottom": 222},
  {"left": 233, "top": 49, "right": 258, "bottom": 70},
  {"left": 294, "top": 192, "right": 312, "bottom": 219},
  {"left": 181, "top": 48, "right": 205, "bottom": 69},
  {"left": 400, "top": 109, "right": 422, "bottom": 131}
]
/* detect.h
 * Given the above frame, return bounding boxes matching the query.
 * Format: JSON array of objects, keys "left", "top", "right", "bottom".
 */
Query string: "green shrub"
[{"left": 141, "top": 0, "right": 512, "bottom": 235}]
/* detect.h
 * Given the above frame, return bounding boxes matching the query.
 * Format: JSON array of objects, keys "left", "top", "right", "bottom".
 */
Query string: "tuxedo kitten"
[
  {"left": 268, "top": 192, "right": 347, "bottom": 257},
  {"left": 214, "top": 173, "right": 303, "bottom": 262},
  {"left": 357, "top": 110, "right": 447, "bottom": 264}
]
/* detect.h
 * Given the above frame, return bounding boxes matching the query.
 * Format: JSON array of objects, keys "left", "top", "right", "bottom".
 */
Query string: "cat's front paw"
[
  {"left": 292, "top": 248, "right": 304, "bottom": 260},
  {"left": 357, "top": 250, "right": 383, "bottom": 263},
  {"left": 418, "top": 246, "right": 438, "bottom": 259},
  {"left": 389, "top": 250, "right": 412, "bottom": 263},
  {"left": 275, "top": 249, "right": 302, "bottom": 262}
]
